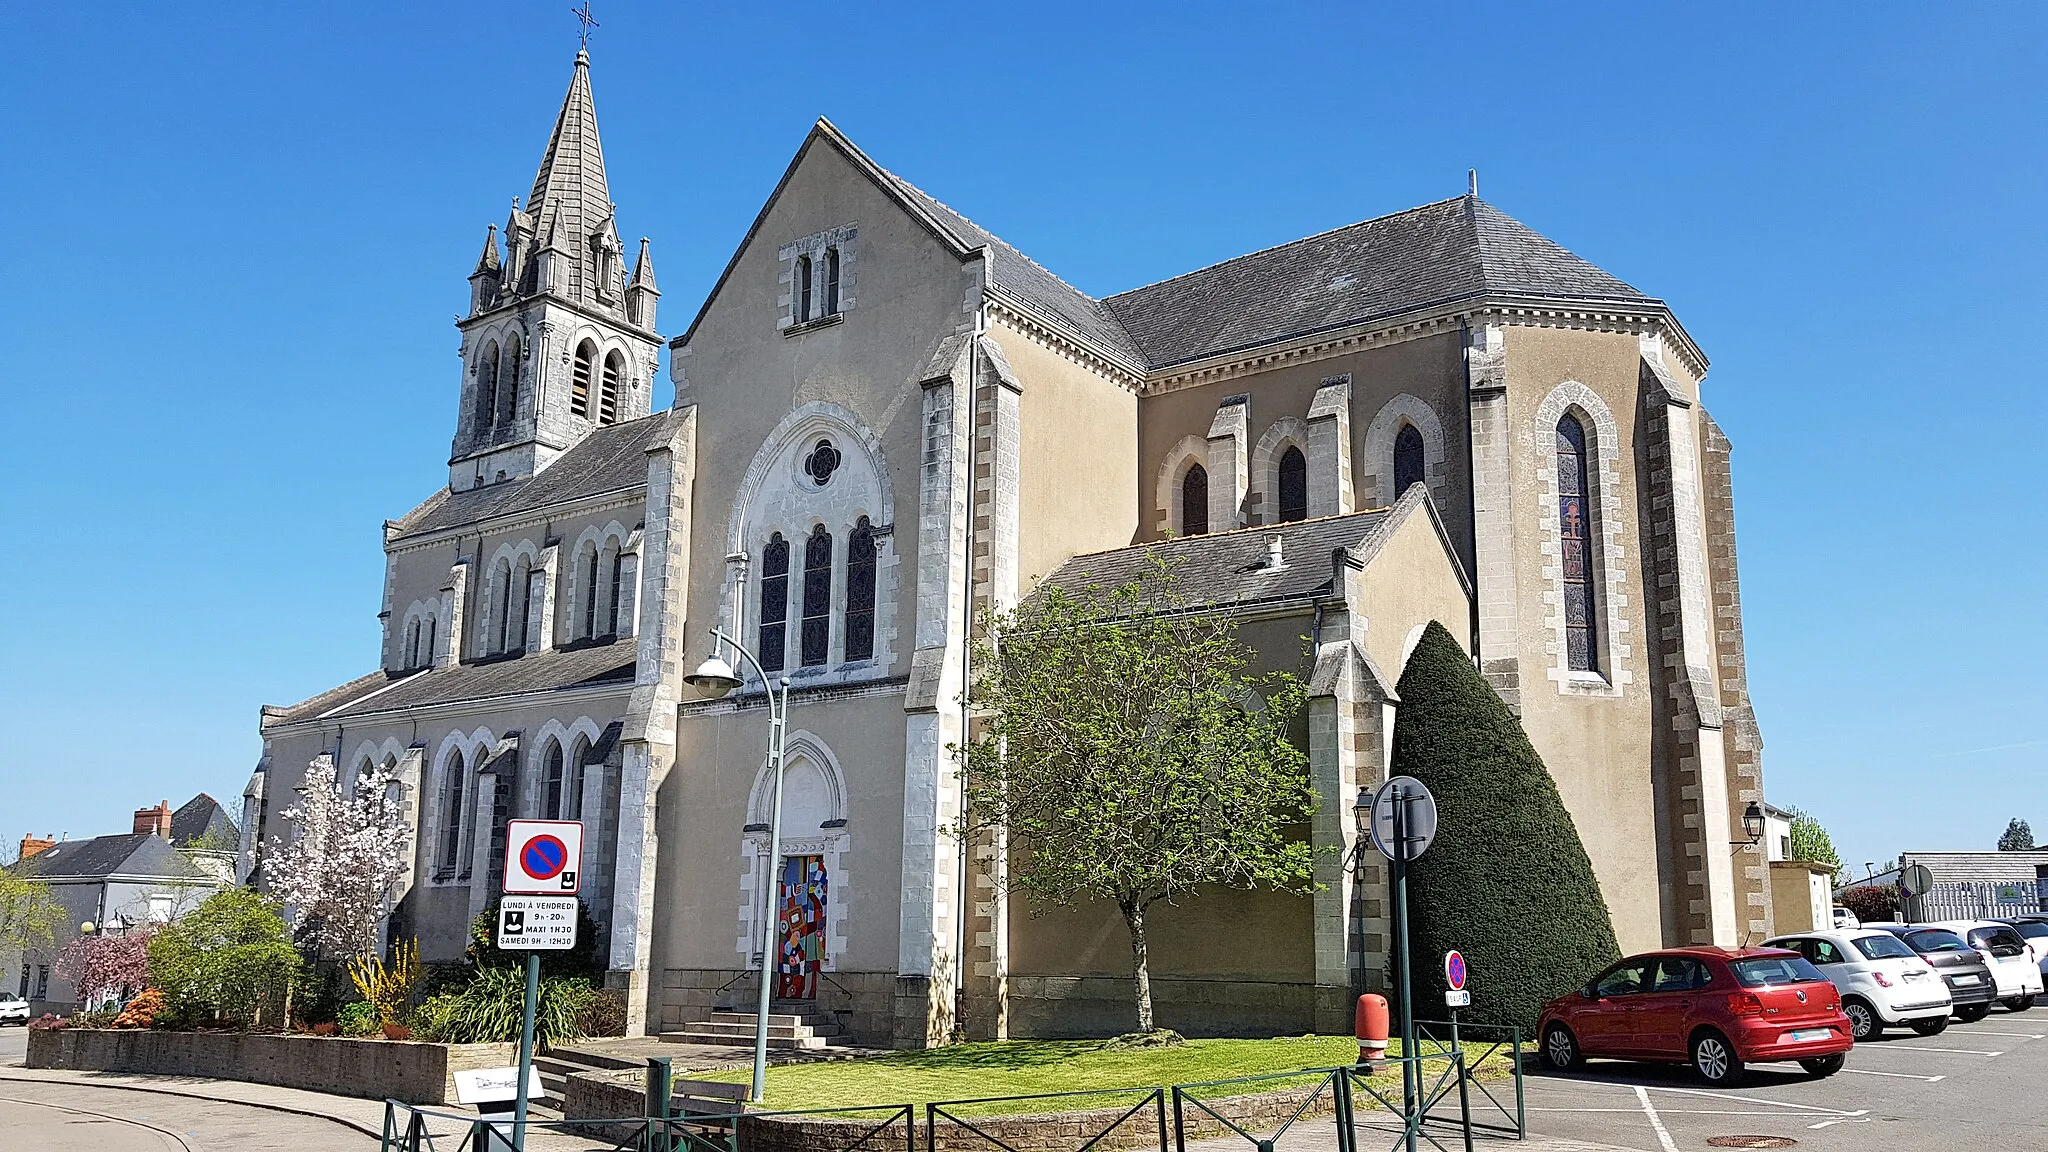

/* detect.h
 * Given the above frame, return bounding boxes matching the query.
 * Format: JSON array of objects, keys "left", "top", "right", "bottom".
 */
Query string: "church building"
[{"left": 247, "top": 50, "right": 1771, "bottom": 1045}]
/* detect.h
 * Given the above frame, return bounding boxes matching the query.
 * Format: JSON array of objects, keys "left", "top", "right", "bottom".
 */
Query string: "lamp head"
[
  {"left": 1353, "top": 785, "right": 1374, "bottom": 826},
  {"left": 685, "top": 655, "right": 742, "bottom": 699},
  {"left": 79, "top": 921, "right": 95, "bottom": 936},
  {"left": 1742, "top": 801, "right": 1766, "bottom": 844}
]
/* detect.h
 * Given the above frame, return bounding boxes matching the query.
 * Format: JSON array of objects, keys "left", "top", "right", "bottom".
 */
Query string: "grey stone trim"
[
  {"left": 1531, "top": 379, "right": 1632, "bottom": 698},
  {"left": 1360, "top": 393, "right": 1450, "bottom": 510},
  {"left": 777, "top": 223, "right": 859, "bottom": 329},
  {"left": 1249, "top": 417, "right": 1308, "bottom": 526},
  {"left": 1153, "top": 434, "right": 1209, "bottom": 536},
  {"left": 1206, "top": 395, "right": 1249, "bottom": 532},
  {"left": 437, "top": 561, "right": 469, "bottom": 671},
  {"left": 1464, "top": 324, "right": 1519, "bottom": 709},
  {"left": 1305, "top": 376, "right": 1354, "bottom": 519}
]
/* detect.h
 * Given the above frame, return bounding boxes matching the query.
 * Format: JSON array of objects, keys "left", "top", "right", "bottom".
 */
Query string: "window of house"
[
  {"left": 759, "top": 533, "right": 790, "bottom": 674},
  {"left": 801, "top": 525, "right": 833, "bottom": 667},
  {"left": 824, "top": 246, "right": 841, "bottom": 315},
  {"left": 33, "top": 966, "right": 48, "bottom": 999},
  {"left": 1393, "top": 423, "right": 1425, "bottom": 497},
  {"left": 148, "top": 895, "right": 174, "bottom": 923},
  {"left": 542, "top": 740, "right": 567, "bottom": 821},
  {"left": 598, "top": 352, "right": 622, "bottom": 425},
  {"left": 795, "top": 254, "right": 813, "bottom": 323},
  {"left": 570, "top": 341, "right": 595, "bottom": 417},
  {"left": 439, "top": 749, "right": 466, "bottom": 872},
  {"left": 1277, "top": 445, "right": 1308, "bottom": 523},
  {"left": 476, "top": 342, "right": 500, "bottom": 433},
  {"left": 846, "top": 516, "right": 877, "bottom": 661},
  {"left": 1556, "top": 413, "right": 1599, "bottom": 673},
  {"left": 1181, "top": 463, "right": 1209, "bottom": 536}
]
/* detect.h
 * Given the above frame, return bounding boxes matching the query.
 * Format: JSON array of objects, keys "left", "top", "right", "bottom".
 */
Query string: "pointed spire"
[
  {"left": 629, "top": 236, "right": 656, "bottom": 291},
  {"left": 524, "top": 50, "right": 613, "bottom": 305},
  {"left": 473, "top": 223, "right": 502, "bottom": 275}
]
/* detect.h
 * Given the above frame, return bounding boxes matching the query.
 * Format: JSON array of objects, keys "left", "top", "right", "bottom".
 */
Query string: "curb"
[{"left": 0, "top": 1068, "right": 385, "bottom": 1139}]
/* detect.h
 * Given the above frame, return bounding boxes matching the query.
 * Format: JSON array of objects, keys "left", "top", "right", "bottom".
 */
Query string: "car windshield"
[
  {"left": 1730, "top": 955, "right": 1828, "bottom": 987},
  {"left": 1852, "top": 934, "right": 1917, "bottom": 961},
  {"left": 1904, "top": 929, "right": 1971, "bottom": 953}
]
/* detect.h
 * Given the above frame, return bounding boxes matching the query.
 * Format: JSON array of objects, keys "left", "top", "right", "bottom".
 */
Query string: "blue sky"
[{"left": 2, "top": 3, "right": 2042, "bottom": 875}]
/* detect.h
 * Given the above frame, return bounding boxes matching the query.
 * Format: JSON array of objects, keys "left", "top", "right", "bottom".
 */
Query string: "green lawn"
[{"left": 691, "top": 1036, "right": 1510, "bottom": 1116}]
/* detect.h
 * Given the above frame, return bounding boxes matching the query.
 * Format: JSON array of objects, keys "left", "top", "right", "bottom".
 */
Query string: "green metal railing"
[
  {"left": 926, "top": 1087, "right": 1167, "bottom": 1152},
  {"left": 1410, "top": 1022, "right": 1525, "bottom": 1140}
]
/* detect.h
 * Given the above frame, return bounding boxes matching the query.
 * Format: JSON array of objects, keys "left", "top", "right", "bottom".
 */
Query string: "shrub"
[
  {"left": 1390, "top": 621, "right": 1622, "bottom": 1030},
  {"left": 577, "top": 984, "right": 627, "bottom": 1038},
  {"left": 336, "top": 1000, "right": 380, "bottom": 1037},
  {"left": 436, "top": 967, "right": 588, "bottom": 1048},
  {"left": 111, "top": 988, "right": 165, "bottom": 1029},
  {"left": 147, "top": 889, "right": 301, "bottom": 1030},
  {"left": 295, "top": 961, "right": 357, "bottom": 1027},
  {"left": 29, "top": 1013, "right": 67, "bottom": 1030},
  {"left": 467, "top": 899, "right": 605, "bottom": 980},
  {"left": 348, "top": 938, "right": 421, "bottom": 1029},
  {"left": 1837, "top": 885, "right": 1897, "bottom": 923},
  {"left": 409, "top": 992, "right": 461, "bottom": 1042}
]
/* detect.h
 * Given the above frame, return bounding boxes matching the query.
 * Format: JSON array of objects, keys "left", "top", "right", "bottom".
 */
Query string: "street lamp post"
[{"left": 686, "top": 628, "right": 789, "bottom": 1105}]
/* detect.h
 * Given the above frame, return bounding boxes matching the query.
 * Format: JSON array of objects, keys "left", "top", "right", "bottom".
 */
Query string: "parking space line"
[
  {"left": 1841, "top": 1067, "right": 1946, "bottom": 1081},
  {"left": 1641, "top": 1085, "right": 1868, "bottom": 1117},
  {"left": 1948, "top": 1029, "right": 2044, "bottom": 1039},
  {"left": 1634, "top": 1086, "right": 1680, "bottom": 1152},
  {"left": 1863, "top": 1043, "right": 2003, "bottom": 1056}
]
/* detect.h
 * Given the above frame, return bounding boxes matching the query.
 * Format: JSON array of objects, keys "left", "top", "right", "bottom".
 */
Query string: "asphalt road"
[
  {"left": 1519, "top": 1007, "right": 2048, "bottom": 1150},
  {"left": 0, "top": 1078, "right": 378, "bottom": 1151}
]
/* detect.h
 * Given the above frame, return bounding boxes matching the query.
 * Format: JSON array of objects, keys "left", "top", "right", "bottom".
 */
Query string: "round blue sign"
[
  {"left": 1445, "top": 950, "right": 1467, "bottom": 991},
  {"left": 521, "top": 834, "right": 569, "bottom": 881}
]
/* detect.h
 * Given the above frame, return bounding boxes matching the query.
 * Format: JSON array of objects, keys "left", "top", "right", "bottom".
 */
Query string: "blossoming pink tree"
[
  {"left": 55, "top": 927, "right": 155, "bottom": 1008},
  {"left": 267, "top": 756, "right": 413, "bottom": 958}
]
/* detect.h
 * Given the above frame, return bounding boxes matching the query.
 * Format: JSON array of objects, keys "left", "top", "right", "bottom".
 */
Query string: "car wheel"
[
  {"left": 1799, "top": 1054, "right": 1845, "bottom": 1078},
  {"left": 2003, "top": 995, "right": 2036, "bottom": 1012},
  {"left": 1541, "top": 1023, "right": 1583, "bottom": 1071},
  {"left": 1691, "top": 1030, "right": 1745, "bottom": 1087},
  {"left": 1909, "top": 1016, "right": 1950, "bottom": 1036},
  {"left": 1841, "top": 997, "right": 1881, "bottom": 1040},
  {"left": 1956, "top": 1004, "right": 1992, "bottom": 1023}
]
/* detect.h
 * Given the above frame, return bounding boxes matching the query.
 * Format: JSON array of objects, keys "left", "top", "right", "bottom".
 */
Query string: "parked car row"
[{"left": 1537, "top": 923, "right": 2044, "bottom": 1086}]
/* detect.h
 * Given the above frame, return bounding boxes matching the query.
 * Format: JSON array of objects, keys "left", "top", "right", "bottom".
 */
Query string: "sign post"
[
  {"left": 1372, "top": 776, "right": 1437, "bottom": 1152},
  {"left": 499, "top": 821, "right": 583, "bottom": 1151}
]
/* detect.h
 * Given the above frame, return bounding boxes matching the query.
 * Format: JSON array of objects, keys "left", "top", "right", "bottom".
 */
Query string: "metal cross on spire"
[{"left": 571, "top": 1, "right": 598, "bottom": 49}]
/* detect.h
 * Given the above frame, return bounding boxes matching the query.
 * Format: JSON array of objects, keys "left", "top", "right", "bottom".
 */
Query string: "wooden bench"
[{"left": 670, "top": 1078, "right": 751, "bottom": 1128}]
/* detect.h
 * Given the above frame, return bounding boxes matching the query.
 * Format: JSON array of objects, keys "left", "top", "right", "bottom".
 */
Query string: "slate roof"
[
  {"left": 1102, "top": 196, "right": 1652, "bottom": 368},
  {"left": 389, "top": 410, "right": 674, "bottom": 541},
  {"left": 1037, "top": 510, "right": 1395, "bottom": 611},
  {"left": 264, "top": 640, "right": 636, "bottom": 727},
  {"left": 169, "top": 794, "right": 238, "bottom": 849},
  {"left": 519, "top": 49, "right": 616, "bottom": 309},
  {"left": 1901, "top": 851, "right": 2048, "bottom": 886},
  {"left": 11, "top": 832, "right": 211, "bottom": 883}
]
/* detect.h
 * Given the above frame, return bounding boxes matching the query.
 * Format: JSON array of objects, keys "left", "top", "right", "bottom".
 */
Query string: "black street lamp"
[{"left": 1737, "top": 801, "right": 1765, "bottom": 847}]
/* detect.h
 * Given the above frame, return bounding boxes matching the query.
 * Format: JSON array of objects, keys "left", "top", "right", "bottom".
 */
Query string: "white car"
[
  {"left": 1832, "top": 907, "right": 1860, "bottom": 930},
  {"left": 1765, "top": 929, "right": 1953, "bottom": 1039},
  {"left": 1927, "top": 920, "right": 2044, "bottom": 1010},
  {"left": 0, "top": 992, "right": 29, "bottom": 1025}
]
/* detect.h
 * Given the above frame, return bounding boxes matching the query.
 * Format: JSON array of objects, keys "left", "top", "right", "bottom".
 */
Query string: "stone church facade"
[{"left": 248, "top": 51, "right": 1769, "bottom": 1045}]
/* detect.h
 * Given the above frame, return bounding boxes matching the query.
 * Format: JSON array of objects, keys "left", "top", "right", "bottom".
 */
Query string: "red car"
[{"left": 1538, "top": 946, "right": 1854, "bottom": 1086}]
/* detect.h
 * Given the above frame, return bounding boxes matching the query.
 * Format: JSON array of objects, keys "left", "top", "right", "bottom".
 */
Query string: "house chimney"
[
  {"left": 133, "top": 801, "right": 172, "bottom": 839},
  {"left": 18, "top": 834, "right": 55, "bottom": 860},
  {"left": 1268, "top": 535, "right": 1286, "bottom": 569}
]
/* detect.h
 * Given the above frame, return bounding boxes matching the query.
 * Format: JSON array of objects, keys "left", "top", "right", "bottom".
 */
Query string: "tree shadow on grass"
[{"left": 859, "top": 1040, "right": 1107, "bottom": 1072}]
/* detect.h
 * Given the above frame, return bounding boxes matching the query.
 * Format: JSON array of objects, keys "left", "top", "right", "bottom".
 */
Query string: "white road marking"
[
  {"left": 1640, "top": 1084, "right": 1867, "bottom": 1117},
  {"left": 1864, "top": 1044, "right": 2003, "bottom": 1056},
  {"left": 1808, "top": 1117, "right": 1874, "bottom": 1129},
  {"left": 1840, "top": 1067, "right": 1946, "bottom": 1081},
  {"left": 1947, "top": 1029, "right": 2044, "bottom": 1039},
  {"left": 1634, "top": 1086, "right": 1680, "bottom": 1152}
]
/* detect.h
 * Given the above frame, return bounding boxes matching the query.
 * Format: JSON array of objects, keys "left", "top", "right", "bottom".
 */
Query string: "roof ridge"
[
  {"left": 880, "top": 167, "right": 1109, "bottom": 305},
  {"left": 1104, "top": 194, "right": 1472, "bottom": 301}
]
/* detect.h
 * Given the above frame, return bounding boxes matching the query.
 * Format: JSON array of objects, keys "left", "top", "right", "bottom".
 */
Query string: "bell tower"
[{"left": 449, "top": 49, "right": 662, "bottom": 491}]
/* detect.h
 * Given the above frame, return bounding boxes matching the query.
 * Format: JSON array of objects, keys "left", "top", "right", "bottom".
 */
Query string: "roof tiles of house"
[
  {"left": 266, "top": 640, "right": 637, "bottom": 727},
  {"left": 169, "top": 794, "right": 238, "bottom": 849},
  {"left": 1037, "top": 510, "right": 1393, "bottom": 612},
  {"left": 1102, "top": 196, "right": 1652, "bottom": 369},
  {"left": 390, "top": 410, "right": 675, "bottom": 541},
  {"left": 11, "top": 832, "right": 211, "bottom": 883},
  {"left": 1902, "top": 851, "right": 2048, "bottom": 885}
]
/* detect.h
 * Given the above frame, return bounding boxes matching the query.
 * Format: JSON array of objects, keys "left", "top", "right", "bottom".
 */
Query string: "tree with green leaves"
[
  {"left": 1999, "top": 818, "right": 2035, "bottom": 852},
  {"left": 1392, "top": 621, "right": 1620, "bottom": 1030},
  {"left": 960, "top": 559, "right": 1319, "bottom": 1035},
  {"left": 1785, "top": 808, "right": 1843, "bottom": 871},
  {"left": 0, "top": 871, "right": 65, "bottom": 955},
  {"left": 147, "top": 888, "right": 301, "bottom": 1029}
]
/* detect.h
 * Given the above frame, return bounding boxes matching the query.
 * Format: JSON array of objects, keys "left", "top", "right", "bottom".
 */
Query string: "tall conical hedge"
[{"left": 1389, "top": 620, "right": 1620, "bottom": 1030}]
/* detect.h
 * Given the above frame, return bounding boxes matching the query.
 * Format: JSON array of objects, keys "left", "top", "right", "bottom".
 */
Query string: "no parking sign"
[{"left": 503, "top": 819, "right": 583, "bottom": 895}]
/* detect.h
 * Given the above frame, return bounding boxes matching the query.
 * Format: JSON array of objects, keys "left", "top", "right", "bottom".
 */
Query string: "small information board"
[
  {"left": 1444, "top": 989, "right": 1472, "bottom": 1008},
  {"left": 498, "top": 895, "right": 579, "bottom": 951},
  {"left": 454, "top": 1066, "right": 545, "bottom": 1108},
  {"left": 503, "top": 819, "right": 584, "bottom": 895}
]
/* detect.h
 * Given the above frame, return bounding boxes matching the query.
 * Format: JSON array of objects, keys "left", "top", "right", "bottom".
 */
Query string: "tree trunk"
[{"left": 1121, "top": 899, "right": 1154, "bottom": 1033}]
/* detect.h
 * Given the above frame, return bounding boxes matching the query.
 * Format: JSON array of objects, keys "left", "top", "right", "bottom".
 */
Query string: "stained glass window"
[
  {"left": 802, "top": 525, "right": 833, "bottom": 667},
  {"left": 607, "top": 551, "right": 625, "bottom": 635},
  {"left": 825, "top": 246, "right": 841, "bottom": 315},
  {"left": 846, "top": 516, "right": 876, "bottom": 661},
  {"left": 542, "top": 741, "right": 566, "bottom": 821},
  {"left": 1277, "top": 445, "right": 1308, "bottom": 523},
  {"left": 581, "top": 548, "right": 600, "bottom": 639},
  {"left": 439, "top": 750, "right": 466, "bottom": 871},
  {"left": 1557, "top": 413, "right": 1599, "bottom": 673},
  {"left": 1181, "top": 463, "right": 1209, "bottom": 536},
  {"left": 1394, "top": 423, "right": 1425, "bottom": 497},
  {"left": 759, "top": 533, "right": 789, "bottom": 673}
]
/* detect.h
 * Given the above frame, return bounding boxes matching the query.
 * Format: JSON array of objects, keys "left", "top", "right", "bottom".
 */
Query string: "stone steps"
[{"left": 666, "top": 1008, "right": 842, "bottom": 1049}]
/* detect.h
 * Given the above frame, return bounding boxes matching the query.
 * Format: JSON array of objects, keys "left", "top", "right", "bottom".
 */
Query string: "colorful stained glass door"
[{"left": 776, "top": 855, "right": 827, "bottom": 999}]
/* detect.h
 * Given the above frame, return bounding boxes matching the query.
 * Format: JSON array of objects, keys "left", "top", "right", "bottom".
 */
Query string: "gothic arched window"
[
  {"left": 476, "top": 342, "right": 500, "bottom": 434},
  {"left": 796, "top": 254, "right": 813, "bottom": 322},
  {"left": 492, "top": 562, "right": 514, "bottom": 654},
  {"left": 570, "top": 341, "right": 595, "bottom": 417},
  {"left": 1556, "top": 413, "right": 1599, "bottom": 674},
  {"left": 403, "top": 619, "right": 421, "bottom": 669},
  {"left": 498, "top": 335, "right": 521, "bottom": 425},
  {"left": 1393, "top": 424, "right": 1425, "bottom": 498},
  {"left": 1277, "top": 445, "right": 1308, "bottom": 523},
  {"left": 439, "top": 749, "right": 466, "bottom": 872},
  {"left": 824, "top": 247, "right": 841, "bottom": 315},
  {"left": 759, "top": 533, "right": 789, "bottom": 674},
  {"left": 846, "top": 516, "right": 876, "bottom": 661},
  {"left": 598, "top": 351, "right": 622, "bottom": 425},
  {"left": 578, "top": 545, "right": 600, "bottom": 639},
  {"left": 542, "top": 740, "right": 567, "bottom": 821},
  {"left": 566, "top": 736, "right": 590, "bottom": 821},
  {"left": 606, "top": 549, "right": 626, "bottom": 634},
  {"left": 801, "top": 525, "right": 833, "bottom": 667},
  {"left": 1181, "top": 463, "right": 1209, "bottom": 536}
]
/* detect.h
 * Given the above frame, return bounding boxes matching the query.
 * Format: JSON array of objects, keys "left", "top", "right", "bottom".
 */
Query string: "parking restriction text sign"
[
  {"left": 497, "top": 895, "right": 578, "bottom": 951},
  {"left": 503, "top": 819, "right": 583, "bottom": 895}
]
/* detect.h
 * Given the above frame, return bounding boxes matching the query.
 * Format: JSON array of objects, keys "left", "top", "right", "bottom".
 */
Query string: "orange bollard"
[{"left": 1355, "top": 993, "right": 1390, "bottom": 1070}]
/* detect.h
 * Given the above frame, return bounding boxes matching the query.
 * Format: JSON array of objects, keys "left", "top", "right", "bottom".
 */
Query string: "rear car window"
[
  {"left": 1970, "top": 927, "right": 2028, "bottom": 956},
  {"left": 1852, "top": 934, "right": 1917, "bottom": 960},
  {"left": 1904, "top": 929, "right": 1971, "bottom": 953},
  {"left": 1731, "top": 956, "right": 1828, "bottom": 987},
  {"left": 2011, "top": 922, "right": 2048, "bottom": 940}
]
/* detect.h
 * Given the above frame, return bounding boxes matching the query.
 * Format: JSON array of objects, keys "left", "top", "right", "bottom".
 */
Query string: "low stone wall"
[
  {"left": 26, "top": 1027, "right": 517, "bottom": 1104},
  {"left": 564, "top": 1068, "right": 1337, "bottom": 1152}
]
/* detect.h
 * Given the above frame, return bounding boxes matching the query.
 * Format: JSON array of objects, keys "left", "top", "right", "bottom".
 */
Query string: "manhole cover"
[{"left": 1706, "top": 1139, "right": 1798, "bottom": 1149}]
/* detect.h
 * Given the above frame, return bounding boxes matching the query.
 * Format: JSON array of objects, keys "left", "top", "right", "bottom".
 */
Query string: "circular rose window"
[{"left": 803, "top": 438, "right": 842, "bottom": 486}]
